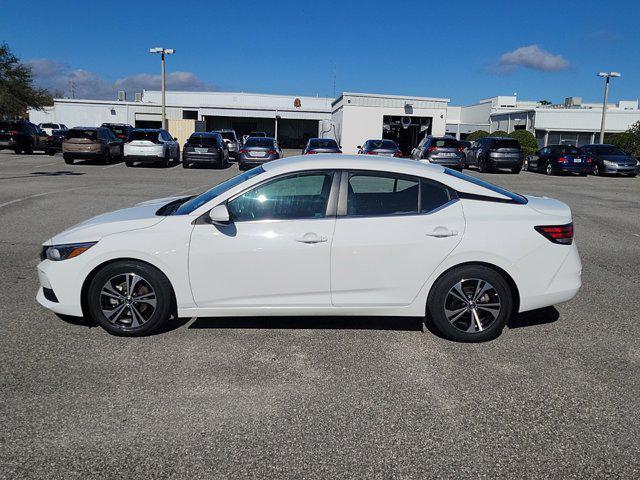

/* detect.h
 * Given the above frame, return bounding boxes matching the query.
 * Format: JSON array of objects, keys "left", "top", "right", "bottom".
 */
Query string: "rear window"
[
  {"left": 431, "top": 138, "right": 459, "bottom": 148},
  {"left": 40, "top": 123, "right": 58, "bottom": 129},
  {"left": 549, "top": 145, "right": 580, "bottom": 155},
  {"left": 590, "top": 145, "right": 626, "bottom": 156},
  {"left": 368, "top": 140, "right": 397, "bottom": 150},
  {"left": 250, "top": 132, "right": 266, "bottom": 137},
  {"left": 491, "top": 139, "right": 520, "bottom": 149},
  {"left": 128, "top": 131, "right": 160, "bottom": 143},
  {"left": 188, "top": 135, "right": 219, "bottom": 147},
  {"left": 217, "top": 131, "right": 235, "bottom": 140},
  {"left": 444, "top": 168, "right": 527, "bottom": 204},
  {"left": 66, "top": 129, "right": 97, "bottom": 140},
  {"left": 244, "top": 138, "right": 274, "bottom": 147},
  {"left": 309, "top": 139, "right": 339, "bottom": 149}
]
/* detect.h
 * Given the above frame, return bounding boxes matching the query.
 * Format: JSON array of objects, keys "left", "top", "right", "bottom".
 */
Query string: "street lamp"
[
  {"left": 149, "top": 47, "right": 175, "bottom": 130},
  {"left": 597, "top": 71, "right": 620, "bottom": 144}
]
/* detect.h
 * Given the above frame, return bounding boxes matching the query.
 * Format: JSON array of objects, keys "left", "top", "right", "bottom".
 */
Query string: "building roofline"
[
  {"left": 142, "top": 89, "right": 333, "bottom": 101},
  {"left": 333, "top": 91, "right": 450, "bottom": 105}
]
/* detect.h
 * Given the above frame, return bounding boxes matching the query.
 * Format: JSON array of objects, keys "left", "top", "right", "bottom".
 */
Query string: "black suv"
[
  {"left": 467, "top": 137, "right": 523, "bottom": 173},
  {"left": 0, "top": 120, "right": 49, "bottom": 154},
  {"left": 101, "top": 123, "right": 134, "bottom": 142}
]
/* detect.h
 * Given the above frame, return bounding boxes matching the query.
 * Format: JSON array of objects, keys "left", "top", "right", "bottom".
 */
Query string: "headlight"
[
  {"left": 603, "top": 160, "right": 615, "bottom": 166},
  {"left": 42, "top": 242, "right": 97, "bottom": 261}
]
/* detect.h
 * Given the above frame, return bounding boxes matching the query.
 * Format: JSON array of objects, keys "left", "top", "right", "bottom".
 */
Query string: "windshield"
[
  {"left": 244, "top": 138, "right": 274, "bottom": 148},
  {"left": 309, "top": 139, "right": 339, "bottom": 149},
  {"left": 591, "top": 145, "right": 626, "bottom": 156},
  {"left": 174, "top": 166, "right": 266, "bottom": 215},
  {"left": 444, "top": 168, "right": 527, "bottom": 204},
  {"left": 369, "top": 140, "right": 397, "bottom": 150},
  {"left": 129, "top": 131, "right": 160, "bottom": 143},
  {"left": 66, "top": 129, "right": 97, "bottom": 140}
]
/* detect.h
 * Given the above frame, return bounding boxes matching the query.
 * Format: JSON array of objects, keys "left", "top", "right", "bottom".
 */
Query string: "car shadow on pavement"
[
  {"left": 188, "top": 316, "right": 424, "bottom": 331},
  {"left": 507, "top": 306, "right": 559, "bottom": 329}
]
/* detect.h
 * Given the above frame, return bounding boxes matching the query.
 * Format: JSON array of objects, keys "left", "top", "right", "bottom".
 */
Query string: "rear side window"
[
  {"left": 347, "top": 173, "right": 418, "bottom": 216},
  {"left": 228, "top": 172, "right": 334, "bottom": 221},
  {"left": 421, "top": 180, "right": 452, "bottom": 213},
  {"left": 444, "top": 168, "right": 527, "bottom": 204}
]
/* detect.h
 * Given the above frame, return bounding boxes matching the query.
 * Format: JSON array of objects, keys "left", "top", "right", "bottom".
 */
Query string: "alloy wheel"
[
  {"left": 99, "top": 273, "right": 157, "bottom": 329},
  {"left": 444, "top": 278, "right": 501, "bottom": 333},
  {"left": 546, "top": 163, "right": 553, "bottom": 175}
]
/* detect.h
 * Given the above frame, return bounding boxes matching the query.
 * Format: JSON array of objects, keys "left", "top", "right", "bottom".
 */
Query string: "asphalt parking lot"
[{"left": 1, "top": 151, "right": 639, "bottom": 479}]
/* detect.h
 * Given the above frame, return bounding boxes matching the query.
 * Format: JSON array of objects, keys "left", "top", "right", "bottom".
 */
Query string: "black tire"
[
  {"left": 87, "top": 260, "right": 173, "bottom": 336},
  {"left": 629, "top": 173, "right": 637, "bottom": 178},
  {"left": 478, "top": 156, "right": 488, "bottom": 173},
  {"left": 511, "top": 167, "right": 521, "bottom": 174},
  {"left": 182, "top": 161, "right": 190, "bottom": 168},
  {"left": 522, "top": 159, "right": 529, "bottom": 171},
  {"left": 23, "top": 143, "right": 34, "bottom": 155},
  {"left": 103, "top": 150, "right": 112, "bottom": 165},
  {"left": 579, "top": 172, "right": 588, "bottom": 176},
  {"left": 64, "top": 157, "right": 74, "bottom": 165},
  {"left": 426, "top": 265, "right": 512, "bottom": 342},
  {"left": 47, "top": 149, "right": 56, "bottom": 156},
  {"left": 593, "top": 164, "right": 601, "bottom": 176},
  {"left": 125, "top": 161, "right": 134, "bottom": 167},
  {"left": 545, "top": 162, "right": 555, "bottom": 176},
  {"left": 175, "top": 148, "right": 180, "bottom": 163},
  {"left": 13, "top": 147, "right": 22, "bottom": 154},
  {"left": 161, "top": 156, "right": 170, "bottom": 168}
]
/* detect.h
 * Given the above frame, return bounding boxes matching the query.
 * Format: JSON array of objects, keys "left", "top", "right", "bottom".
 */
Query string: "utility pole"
[
  {"left": 597, "top": 71, "right": 620, "bottom": 144},
  {"left": 149, "top": 47, "right": 175, "bottom": 130}
]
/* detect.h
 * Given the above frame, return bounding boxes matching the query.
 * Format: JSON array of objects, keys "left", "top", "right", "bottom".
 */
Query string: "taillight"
[
  {"left": 306, "top": 150, "right": 317, "bottom": 154},
  {"left": 393, "top": 151, "right": 403, "bottom": 157},
  {"left": 428, "top": 146, "right": 438, "bottom": 152},
  {"left": 557, "top": 156, "right": 569, "bottom": 163},
  {"left": 586, "top": 157, "right": 593, "bottom": 163},
  {"left": 456, "top": 147, "right": 464, "bottom": 152},
  {"left": 9, "top": 130, "right": 20, "bottom": 136},
  {"left": 266, "top": 149, "right": 277, "bottom": 155},
  {"left": 367, "top": 151, "right": 377, "bottom": 155},
  {"left": 239, "top": 149, "right": 248, "bottom": 154},
  {"left": 535, "top": 223, "right": 574, "bottom": 245}
]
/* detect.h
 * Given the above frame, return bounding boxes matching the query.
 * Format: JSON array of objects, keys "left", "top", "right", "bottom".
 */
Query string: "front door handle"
[
  {"left": 426, "top": 227, "right": 458, "bottom": 238},
  {"left": 296, "top": 233, "right": 328, "bottom": 244}
]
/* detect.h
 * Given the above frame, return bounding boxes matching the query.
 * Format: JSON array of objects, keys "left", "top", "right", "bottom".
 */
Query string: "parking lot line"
[
  {"left": 102, "top": 162, "right": 124, "bottom": 170},
  {"left": 34, "top": 160, "right": 61, "bottom": 168},
  {"left": 0, "top": 187, "right": 87, "bottom": 209}
]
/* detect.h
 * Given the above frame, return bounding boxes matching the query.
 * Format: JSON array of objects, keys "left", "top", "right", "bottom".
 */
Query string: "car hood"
[
  {"left": 599, "top": 155, "right": 636, "bottom": 164},
  {"left": 44, "top": 195, "right": 186, "bottom": 246}
]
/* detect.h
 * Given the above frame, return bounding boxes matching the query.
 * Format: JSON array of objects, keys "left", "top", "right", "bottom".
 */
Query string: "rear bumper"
[
  {"left": 238, "top": 155, "right": 278, "bottom": 167},
  {"left": 488, "top": 156, "right": 522, "bottom": 168},
  {"left": 125, "top": 154, "right": 165, "bottom": 163},
  {"left": 183, "top": 152, "right": 223, "bottom": 164},
  {"left": 556, "top": 163, "right": 593, "bottom": 173},
  {"left": 0, "top": 139, "right": 17, "bottom": 149},
  {"left": 63, "top": 151, "right": 103, "bottom": 160}
]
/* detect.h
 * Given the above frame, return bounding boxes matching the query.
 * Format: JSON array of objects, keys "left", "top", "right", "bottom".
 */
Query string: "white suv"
[{"left": 124, "top": 129, "right": 180, "bottom": 168}]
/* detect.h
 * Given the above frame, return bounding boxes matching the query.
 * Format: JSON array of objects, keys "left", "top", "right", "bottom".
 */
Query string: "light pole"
[
  {"left": 149, "top": 47, "right": 175, "bottom": 130},
  {"left": 597, "top": 71, "right": 620, "bottom": 144}
]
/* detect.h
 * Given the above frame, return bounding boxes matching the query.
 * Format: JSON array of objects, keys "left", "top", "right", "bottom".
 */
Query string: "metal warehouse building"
[{"left": 30, "top": 90, "right": 640, "bottom": 152}]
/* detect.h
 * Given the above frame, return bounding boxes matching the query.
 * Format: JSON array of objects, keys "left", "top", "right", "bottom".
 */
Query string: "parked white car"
[
  {"left": 38, "top": 123, "right": 68, "bottom": 135},
  {"left": 36, "top": 155, "right": 581, "bottom": 341},
  {"left": 124, "top": 129, "right": 180, "bottom": 168}
]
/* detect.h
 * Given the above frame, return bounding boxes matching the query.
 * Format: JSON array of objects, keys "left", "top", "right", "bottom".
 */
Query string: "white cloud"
[
  {"left": 27, "top": 58, "right": 217, "bottom": 99},
  {"left": 494, "top": 45, "right": 569, "bottom": 74}
]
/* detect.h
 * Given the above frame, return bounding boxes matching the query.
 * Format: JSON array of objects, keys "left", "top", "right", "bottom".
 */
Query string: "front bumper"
[
  {"left": 36, "top": 259, "right": 84, "bottom": 317},
  {"left": 601, "top": 164, "right": 638, "bottom": 174}
]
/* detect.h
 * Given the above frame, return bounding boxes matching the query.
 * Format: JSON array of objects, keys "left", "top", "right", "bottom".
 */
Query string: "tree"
[
  {"left": 610, "top": 121, "right": 640, "bottom": 158},
  {"left": 488, "top": 130, "right": 509, "bottom": 137},
  {"left": 0, "top": 42, "right": 52, "bottom": 119},
  {"left": 509, "top": 130, "right": 538, "bottom": 156},
  {"left": 466, "top": 130, "right": 490, "bottom": 142}
]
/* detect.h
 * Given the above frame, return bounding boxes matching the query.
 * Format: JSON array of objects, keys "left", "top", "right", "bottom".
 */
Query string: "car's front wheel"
[
  {"left": 87, "top": 261, "right": 174, "bottom": 336},
  {"left": 546, "top": 162, "right": 555, "bottom": 175},
  {"left": 427, "top": 265, "right": 512, "bottom": 342}
]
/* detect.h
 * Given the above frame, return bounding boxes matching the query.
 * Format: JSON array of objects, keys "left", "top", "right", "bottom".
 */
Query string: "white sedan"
[{"left": 36, "top": 155, "right": 581, "bottom": 342}]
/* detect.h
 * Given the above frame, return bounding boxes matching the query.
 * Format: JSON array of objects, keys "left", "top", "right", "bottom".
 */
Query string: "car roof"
[
  {"left": 261, "top": 154, "right": 511, "bottom": 200},
  {"left": 191, "top": 132, "right": 220, "bottom": 137},
  {"left": 131, "top": 128, "right": 162, "bottom": 132},
  {"left": 72, "top": 126, "right": 99, "bottom": 130}
]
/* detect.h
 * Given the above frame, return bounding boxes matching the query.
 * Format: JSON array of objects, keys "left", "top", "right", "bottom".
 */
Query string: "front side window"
[
  {"left": 347, "top": 173, "right": 418, "bottom": 216},
  {"left": 228, "top": 172, "right": 334, "bottom": 222}
]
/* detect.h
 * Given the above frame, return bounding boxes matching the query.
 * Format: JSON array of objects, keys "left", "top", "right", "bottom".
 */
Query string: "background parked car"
[
  {"left": 357, "top": 139, "right": 403, "bottom": 157},
  {"left": 302, "top": 138, "right": 342, "bottom": 154},
  {"left": 38, "top": 123, "right": 68, "bottom": 136},
  {"left": 580, "top": 144, "right": 638, "bottom": 177},
  {"left": 238, "top": 137, "right": 282, "bottom": 170},
  {"left": 466, "top": 137, "right": 523, "bottom": 173},
  {"left": 411, "top": 136, "right": 465, "bottom": 171},
  {"left": 214, "top": 129, "right": 240, "bottom": 160},
  {"left": 124, "top": 129, "right": 180, "bottom": 168},
  {"left": 63, "top": 127, "right": 123, "bottom": 165},
  {"left": 524, "top": 145, "right": 592, "bottom": 176},
  {"left": 101, "top": 123, "right": 134, "bottom": 142},
  {"left": 0, "top": 120, "right": 49, "bottom": 154},
  {"left": 183, "top": 132, "right": 229, "bottom": 169},
  {"left": 45, "top": 129, "right": 66, "bottom": 156}
]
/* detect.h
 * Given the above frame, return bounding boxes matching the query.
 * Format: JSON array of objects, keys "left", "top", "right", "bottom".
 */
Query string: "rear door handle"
[
  {"left": 426, "top": 227, "right": 458, "bottom": 238},
  {"left": 296, "top": 233, "right": 328, "bottom": 244}
]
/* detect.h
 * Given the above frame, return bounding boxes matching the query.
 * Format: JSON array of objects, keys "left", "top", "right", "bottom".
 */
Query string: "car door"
[
  {"left": 33, "top": 125, "right": 49, "bottom": 150},
  {"left": 188, "top": 170, "right": 339, "bottom": 308},
  {"left": 529, "top": 148, "right": 542, "bottom": 170},
  {"left": 536, "top": 147, "right": 550, "bottom": 171},
  {"left": 467, "top": 142, "right": 478, "bottom": 165},
  {"left": 330, "top": 171, "right": 465, "bottom": 306}
]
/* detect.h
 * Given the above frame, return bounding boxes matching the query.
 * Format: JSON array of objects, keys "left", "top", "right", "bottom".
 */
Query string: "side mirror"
[
  {"left": 357, "top": 145, "right": 361, "bottom": 149},
  {"left": 208, "top": 204, "right": 230, "bottom": 224},
  {"left": 173, "top": 137, "right": 178, "bottom": 141}
]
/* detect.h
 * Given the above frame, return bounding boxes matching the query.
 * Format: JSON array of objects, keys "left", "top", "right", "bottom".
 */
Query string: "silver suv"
[{"left": 214, "top": 129, "right": 240, "bottom": 160}]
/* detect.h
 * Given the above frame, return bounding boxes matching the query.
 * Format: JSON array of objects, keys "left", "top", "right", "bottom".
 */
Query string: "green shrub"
[
  {"left": 466, "top": 130, "right": 489, "bottom": 142},
  {"left": 488, "top": 130, "right": 509, "bottom": 137},
  {"left": 609, "top": 123, "right": 640, "bottom": 158},
  {"left": 509, "top": 130, "right": 538, "bottom": 157}
]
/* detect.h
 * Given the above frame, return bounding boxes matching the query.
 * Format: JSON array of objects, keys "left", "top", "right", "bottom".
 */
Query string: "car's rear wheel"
[
  {"left": 593, "top": 164, "right": 601, "bottom": 176},
  {"left": 103, "top": 150, "right": 112, "bottom": 165},
  {"left": 546, "top": 162, "right": 555, "bottom": 175},
  {"left": 478, "top": 157, "right": 488, "bottom": 173},
  {"left": 47, "top": 149, "right": 56, "bottom": 156},
  {"left": 64, "top": 155, "right": 74, "bottom": 165},
  {"left": 23, "top": 143, "right": 34, "bottom": 155},
  {"left": 511, "top": 167, "right": 521, "bottom": 174},
  {"left": 13, "top": 147, "right": 22, "bottom": 154},
  {"left": 182, "top": 161, "right": 190, "bottom": 168},
  {"left": 427, "top": 265, "right": 512, "bottom": 342},
  {"left": 87, "top": 261, "right": 173, "bottom": 336}
]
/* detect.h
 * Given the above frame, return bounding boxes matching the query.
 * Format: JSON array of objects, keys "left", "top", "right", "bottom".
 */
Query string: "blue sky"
[{"left": 2, "top": 0, "right": 639, "bottom": 105}]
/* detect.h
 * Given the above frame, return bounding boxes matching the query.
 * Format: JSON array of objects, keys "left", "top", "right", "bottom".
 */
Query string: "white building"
[{"left": 446, "top": 95, "right": 640, "bottom": 146}]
